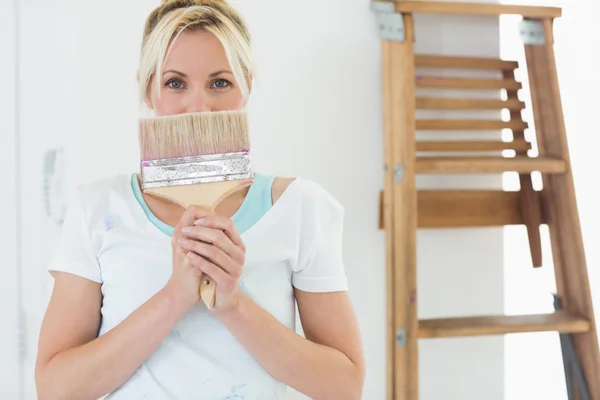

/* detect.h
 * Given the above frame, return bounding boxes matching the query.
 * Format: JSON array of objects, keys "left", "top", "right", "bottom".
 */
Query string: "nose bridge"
[{"left": 187, "top": 88, "right": 211, "bottom": 113}]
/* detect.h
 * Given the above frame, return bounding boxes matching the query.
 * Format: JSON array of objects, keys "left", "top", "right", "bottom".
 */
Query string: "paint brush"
[{"left": 138, "top": 109, "right": 253, "bottom": 309}]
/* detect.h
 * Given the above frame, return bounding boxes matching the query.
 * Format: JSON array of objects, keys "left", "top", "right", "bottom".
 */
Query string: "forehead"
[{"left": 163, "top": 29, "right": 229, "bottom": 73}]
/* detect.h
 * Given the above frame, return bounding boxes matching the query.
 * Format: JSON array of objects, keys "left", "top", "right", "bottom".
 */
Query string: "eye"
[
  {"left": 166, "top": 78, "right": 185, "bottom": 89},
  {"left": 211, "top": 78, "right": 231, "bottom": 89}
]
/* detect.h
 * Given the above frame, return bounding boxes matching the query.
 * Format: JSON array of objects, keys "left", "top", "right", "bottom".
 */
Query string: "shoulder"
[
  {"left": 271, "top": 176, "right": 297, "bottom": 204},
  {"left": 271, "top": 175, "right": 344, "bottom": 220},
  {"left": 74, "top": 173, "right": 127, "bottom": 197},
  {"left": 70, "top": 174, "right": 128, "bottom": 204},
  {"left": 65, "top": 174, "right": 131, "bottom": 223}
]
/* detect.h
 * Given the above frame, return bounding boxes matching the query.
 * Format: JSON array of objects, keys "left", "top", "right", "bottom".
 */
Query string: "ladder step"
[
  {"left": 416, "top": 97, "right": 525, "bottom": 111},
  {"left": 417, "top": 140, "right": 530, "bottom": 152},
  {"left": 416, "top": 189, "right": 545, "bottom": 228},
  {"left": 415, "top": 156, "right": 566, "bottom": 174},
  {"left": 415, "top": 54, "right": 518, "bottom": 71},
  {"left": 378, "top": 189, "right": 546, "bottom": 229},
  {"left": 391, "top": 1, "right": 561, "bottom": 19},
  {"left": 416, "top": 119, "right": 528, "bottom": 131},
  {"left": 418, "top": 311, "right": 590, "bottom": 339},
  {"left": 380, "top": 190, "right": 548, "bottom": 229},
  {"left": 416, "top": 76, "right": 521, "bottom": 90}
]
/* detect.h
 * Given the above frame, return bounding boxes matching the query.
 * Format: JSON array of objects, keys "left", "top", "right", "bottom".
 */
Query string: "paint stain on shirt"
[{"left": 104, "top": 215, "right": 114, "bottom": 231}]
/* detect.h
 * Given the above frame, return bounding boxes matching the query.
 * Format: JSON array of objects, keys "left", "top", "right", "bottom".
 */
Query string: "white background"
[
  {"left": 2, "top": 0, "right": 598, "bottom": 399},
  {"left": 1, "top": 0, "right": 21, "bottom": 398}
]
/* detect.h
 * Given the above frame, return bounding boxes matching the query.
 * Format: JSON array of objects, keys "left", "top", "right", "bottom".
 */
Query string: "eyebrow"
[
  {"left": 162, "top": 69, "right": 233, "bottom": 78},
  {"left": 209, "top": 69, "right": 232, "bottom": 77},
  {"left": 163, "top": 69, "right": 187, "bottom": 78}
]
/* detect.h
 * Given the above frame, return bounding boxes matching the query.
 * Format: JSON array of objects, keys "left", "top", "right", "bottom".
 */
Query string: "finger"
[
  {"left": 181, "top": 226, "right": 244, "bottom": 263},
  {"left": 176, "top": 205, "right": 214, "bottom": 230},
  {"left": 193, "top": 215, "right": 245, "bottom": 251},
  {"left": 179, "top": 239, "right": 240, "bottom": 276},
  {"left": 186, "top": 252, "right": 235, "bottom": 291}
]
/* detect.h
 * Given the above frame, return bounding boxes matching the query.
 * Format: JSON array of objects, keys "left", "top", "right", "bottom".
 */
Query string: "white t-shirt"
[{"left": 47, "top": 173, "right": 348, "bottom": 400}]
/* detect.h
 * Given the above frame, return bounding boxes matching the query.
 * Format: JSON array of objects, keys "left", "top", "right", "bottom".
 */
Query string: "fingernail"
[
  {"left": 177, "top": 238, "right": 188, "bottom": 245},
  {"left": 182, "top": 227, "right": 192, "bottom": 233},
  {"left": 194, "top": 218, "right": 205, "bottom": 226}
]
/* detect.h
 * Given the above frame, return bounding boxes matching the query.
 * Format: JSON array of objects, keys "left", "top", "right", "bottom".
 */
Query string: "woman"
[{"left": 34, "top": 1, "right": 365, "bottom": 399}]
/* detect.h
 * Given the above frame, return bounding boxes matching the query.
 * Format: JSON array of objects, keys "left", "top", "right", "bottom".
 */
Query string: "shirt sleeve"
[
  {"left": 292, "top": 181, "right": 348, "bottom": 292},
  {"left": 47, "top": 189, "right": 103, "bottom": 283}
]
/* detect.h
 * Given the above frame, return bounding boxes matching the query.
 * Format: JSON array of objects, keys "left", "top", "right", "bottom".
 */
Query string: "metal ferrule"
[{"left": 140, "top": 150, "right": 252, "bottom": 189}]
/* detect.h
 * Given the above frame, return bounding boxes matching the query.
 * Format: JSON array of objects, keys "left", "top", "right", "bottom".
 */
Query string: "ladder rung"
[
  {"left": 415, "top": 156, "right": 566, "bottom": 174},
  {"left": 415, "top": 54, "right": 518, "bottom": 71},
  {"left": 378, "top": 189, "right": 546, "bottom": 229},
  {"left": 418, "top": 311, "right": 590, "bottom": 339},
  {"left": 416, "top": 119, "right": 527, "bottom": 131},
  {"left": 416, "top": 189, "right": 545, "bottom": 228},
  {"left": 416, "top": 140, "right": 530, "bottom": 152},
  {"left": 416, "top": 97, "right": 525, "bottom": 111},
  {"left": 389, "top": 1, "right": 562, "bottom": 19},
  {"left": 416, "top": 76, "right": 521, "bottom": 90}
]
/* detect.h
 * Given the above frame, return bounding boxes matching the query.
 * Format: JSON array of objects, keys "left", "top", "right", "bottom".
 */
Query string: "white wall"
[
  {"left": 412, "top": 9, "right": 505, "bottom": 400},
  {"left": 14, "top": 1, "right": 505, "bottom": 399},
  {"left": 0, "top": 0, "right": 21, "bottom": 398}
]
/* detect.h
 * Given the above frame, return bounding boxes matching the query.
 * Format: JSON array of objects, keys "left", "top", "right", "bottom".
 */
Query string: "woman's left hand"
[{"left": 177, "top": 210, "right": 246, "bottom": 314}]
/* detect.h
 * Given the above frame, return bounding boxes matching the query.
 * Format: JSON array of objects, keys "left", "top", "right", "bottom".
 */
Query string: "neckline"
[
  {"left": 126, "top": 173, "right": 300, "bottom": 239},
  {"left": 130, "top": 173, "right": 263, "bottom": 237}
]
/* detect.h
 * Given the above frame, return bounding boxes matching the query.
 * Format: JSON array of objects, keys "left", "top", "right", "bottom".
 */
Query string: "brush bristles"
[{"left": 139, "top": 110, "right": 250, "bottom": 161}]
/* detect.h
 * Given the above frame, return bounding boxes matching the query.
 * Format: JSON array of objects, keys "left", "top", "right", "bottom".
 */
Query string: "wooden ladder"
[{"left": 371, "top": 1, "right": 600, "bottom": 399}]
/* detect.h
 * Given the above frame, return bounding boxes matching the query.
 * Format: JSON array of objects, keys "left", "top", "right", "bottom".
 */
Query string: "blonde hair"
[{"left": 139, "top": 0, "right": 253, "bottom": 107}]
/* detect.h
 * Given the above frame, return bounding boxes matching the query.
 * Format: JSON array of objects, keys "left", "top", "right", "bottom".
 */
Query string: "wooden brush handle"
[
  {"left": 199, "top": 275, "right": 217, "bottom": 309},
  {"left": 195, "top": 180, "right": 252, "bottom": 309},
  {"left": 147, "top": 180, "right": 253, "bottom": 211}
]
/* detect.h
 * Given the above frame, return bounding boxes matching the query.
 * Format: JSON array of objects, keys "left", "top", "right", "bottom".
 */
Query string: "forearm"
[
  {"left": 216, "top": 294, "right": 363, "bottom": 400},
  {"left": 37, "top": 286, "right": 190, "bottom": 400}
]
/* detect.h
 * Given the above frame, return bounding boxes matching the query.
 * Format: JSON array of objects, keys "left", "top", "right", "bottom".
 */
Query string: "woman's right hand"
[{"left": 164, "top": 205, "right": 215, "bottom": 308}]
